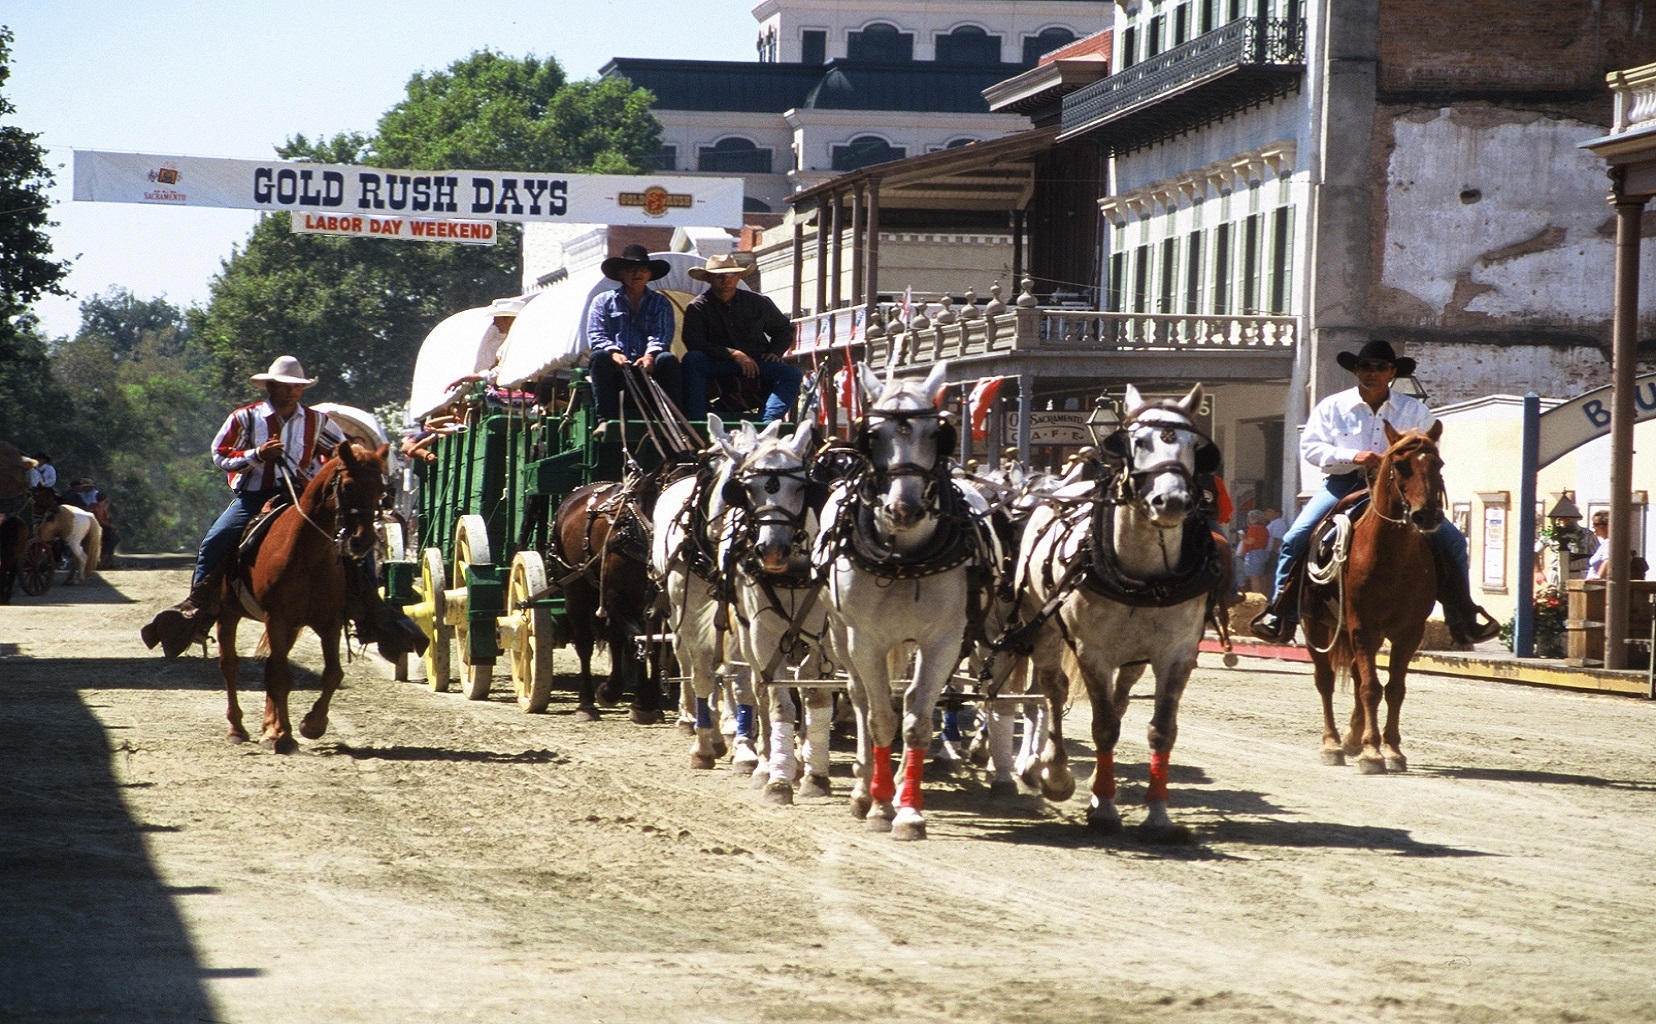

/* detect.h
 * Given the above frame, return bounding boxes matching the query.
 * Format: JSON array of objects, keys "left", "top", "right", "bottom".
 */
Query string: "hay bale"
[{"left": 1224, "top": 592, "right": 1470, "bottom": 652}]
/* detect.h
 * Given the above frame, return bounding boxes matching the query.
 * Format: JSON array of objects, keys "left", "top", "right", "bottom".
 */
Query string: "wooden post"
[
  {"left": 814, "top": 197, "right": 830, "bottom": 317},
  {"left": 851, "top": 185, "right": 866, "bottom": 306},
  {"left": 829, "top": 191, "right": 844, "bottom": 309},
  {"left": 1607, "top": 178, "right": 1647, "bottom": 669}
]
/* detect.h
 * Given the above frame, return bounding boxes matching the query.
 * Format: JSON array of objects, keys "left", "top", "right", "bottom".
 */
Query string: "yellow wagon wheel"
[
  {"left": 508, "top": 551, "right": 555, "bottom": 714},
  {"left": 379, "top": 522, "right": 410, "bottom": 680},
  {"left": 419, "top": 547, "right": 453, "bottom": 692},
  {"left": 452, "top": 514, "right": 495, "bottom": 701}
]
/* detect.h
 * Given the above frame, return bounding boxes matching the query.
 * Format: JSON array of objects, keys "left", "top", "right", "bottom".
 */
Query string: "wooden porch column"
[
  {"left": 1012, "top": 208, "right": 1026, "bottom": 288},
  {"left": 790, "top": 214, "right": 805, "bottom": 318},
  {"left": 864, "top": 180, "right": 881, "bottom": 312},
  {"left": 850, "top": 185, "right": 866, "bottom": 306},
  {"left": 829, "top": 191, "right": 844, "bottom": 309},
  {"left": 1607, "top": 177, "right": 1647, "bottom": 670},
  {"left": 1016, "top": 373, "right": 1033, "bottom": 465},
  {"left": 814, "top": 197, "right": 830, "bottom": 316}
]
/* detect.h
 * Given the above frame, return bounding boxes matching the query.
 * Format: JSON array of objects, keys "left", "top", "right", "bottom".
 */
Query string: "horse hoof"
[
  {"left": 1319, "top": 749, "right": 1347, "bottom": 767},
  {"left": 689, "top": 752, "right": 716, "bottom": 770},
  {"left": 1138, "top": 822, "right": 1194, "bottom": 845},
  {"left": 1038, "top": 769, "right": 1076, "bottom": 803},
  {"left": 676, "top": 719, "right": 696, "bottom": 735},
  {"left": 849, "top": 795, "right": 872, "bottom": 819},
  {"left": 711, "top": 736, "right": 729, "bottom": 759},
  {"left": 227, "top": 732, "right": 249, "bottom": 745},
  {"left": 1384, "top": 756, "right": 1408, "bottom": 773},
  {"left": 299, "top": 717, "right": 327, "bottom": 740},
  {"left": 732, "top": 756, "right": 761, "bottom": 775},
  {"left": 629, "top": 707, "right": 664, "bottom": 726},
  {"left": 891, "top": 816, "right": 927, "bottom": 842},
  {"left": 597, "top": 684, "right": 624, "bottom": 707},
  {"left": 574, "top": 707, "right": 600, "bottom": 723},
  {"left": 262, "top": 736, "right": 298, "bottom": 755},
  {"left": 865, "top": 813, "right": 894, "bottom": 834},
  {"left": 988, "top": 779, "right": 1021, "bottom": 799},
  {"left": 1086, "top": 811, "right": 1123, "bottom": 834},
  {"left": 966, "top": 740, "right": 991, "bottom": 768},
  {"left": 750, "top": 768, "right": 768, "bottom": 790},
  {"left": 799, "top": 774, "right": 831, "bottom": 799},
  {"left": 1356, "top": 756, "right": 1388, "bottom": 775},
  {"left": 762, "top": 781, "right": 794, "bottom": 806}
]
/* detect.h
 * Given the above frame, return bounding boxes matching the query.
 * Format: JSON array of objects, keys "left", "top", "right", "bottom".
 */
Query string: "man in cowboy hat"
[
  {"left": 680, "top": 253, "right": 801, "bottom": 424},
  {"left": 141, "top": 355, "right": 348, "bottom": 658},
  {"left": 1251, "top": 340, "right": 1501, "bottom": 645},
  {"left": 585, "top": 244, "right": 684, "bottom": 430}
]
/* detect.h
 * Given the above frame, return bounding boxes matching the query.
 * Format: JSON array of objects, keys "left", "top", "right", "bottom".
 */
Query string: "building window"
[
  {"left": 847, "top": 22, "right": 913, "bottom": 62},
  {"left": 698, "top": 137, "right": 774, "bottom": 174},
  {"left": 1174, "top": 3, "right": 1190, "bottom": 46},
  {"left": 1268, "top": 206, "right": 1295, "bottom": 314},
  {"left": 1185, "top": 229, "right": 1204, "bottom": 314},
  {"left": 1158, "top": 238, "right": 1178, "bottom": 314},
  {"left": 1107, "top": 247, "right": 1127, "bottom": 312},
  {"left": 1147, "top": 15, "right": 1164, "bottom": 58},
  {"left": 832, "top": 135, "right": 905, "bottom": 171},
  {"left": 1131, "top": 244, "right": 1151, "bottom": 313},
  {"left": 1200, "top": 0, "right": 1219, "bottom": 34},
  {"left": 801, "top": 29, "right": 827, "bottom": 65},
  {"left": 936, "top": 25, "right": 1002, "bottom": 65},
  {"left": 1241, "top": 213, "right": 1262, "bottom": 314},
  {"left": 1121, "top": 26, "right": 1138, "bottom": 70},
  {"left": 647, "top": 145, "right": 677, "bottom": 172},
  {"left": 1212, "top": 222, "right": 1232, "bottom": 314},
  {"left": 1023, "top": 27, "right": 1077, "bottom": 65},
  {"left": 935, "top": 137, "right": 977, "bottom": 151}
]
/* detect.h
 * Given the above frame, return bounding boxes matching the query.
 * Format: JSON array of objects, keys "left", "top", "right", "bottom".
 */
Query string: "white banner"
[
  {"left": 73, "top": 150, "right": 744, "bottom": 227},
  {"left": 291, "top": 212, "right": 497, "bottom": 245}
]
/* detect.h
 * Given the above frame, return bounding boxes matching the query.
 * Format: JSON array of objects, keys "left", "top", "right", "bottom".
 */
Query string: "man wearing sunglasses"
[{"left": 1251, "top": 340, "right": 1500, "bottom": 646}]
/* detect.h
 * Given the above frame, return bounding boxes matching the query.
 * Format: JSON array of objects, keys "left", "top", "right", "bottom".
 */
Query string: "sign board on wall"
[
  {"left": 1536, "top": 371, "right": 1656, "bottom": 467},
  {"left": 73, "top": 150, "right": 744, "bottom": 228},
  {"left": 1005, "top": 411, "right": 1092, "bottom": 446},
  {"left": 290, "top": 213, "right": 497, "bottom": 245}
]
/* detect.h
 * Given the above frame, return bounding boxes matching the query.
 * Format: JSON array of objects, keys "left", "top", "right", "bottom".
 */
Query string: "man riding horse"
[
  {"left": 1250, "top": 340, "right": 1501, "bottom": 646},
  {"left": 141, "top": 355, "right": 418, "bottom": 659}
]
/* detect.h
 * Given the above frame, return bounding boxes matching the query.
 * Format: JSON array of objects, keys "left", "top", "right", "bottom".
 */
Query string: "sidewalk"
[{"left": 1202, "top": 636, "right": 1655, "bottom": 698}]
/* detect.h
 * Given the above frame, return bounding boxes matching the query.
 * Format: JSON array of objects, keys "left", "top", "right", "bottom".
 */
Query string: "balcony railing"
[{"left": 1060, "top": 17, "right": 1306, "bottom": 144}]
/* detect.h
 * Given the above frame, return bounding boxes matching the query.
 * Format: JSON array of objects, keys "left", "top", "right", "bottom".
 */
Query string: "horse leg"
[
  {"left": 799, "top": 685, "right": 832, "bottom": 798},
  {"left": 891, "top": 639, "right": 958, "bottom": 841},
  {"left": 219, "top": 618, "right": 249, "bottom": 743},
  {"left": 728, "top": 662, "right": 761, "bottom": 776},
  {"left": 629, "top": 615, "right": 666, "bottom": 726},
  {"left": 1075, "top": 660, "right": 1125, "bottom": 833},
  {"left": 761, "top": 684, "right": 799, "bottom": 805},
  {"left": 1311, "top": 653, "right": 1345, "bottom": 766},
  {"left": 1139, "top": 650, "right": 1197, "bottom": 844},
  {"left": 300, "top": 625, "right": 344, "bottom": 740},
  {"left": 260, "top": 622, "right": 301, "bottom": 754},
  {"left": 1028, "top": 628, "right": 1076, "bottom": 802},
  {"left": 1350, "top": 646, "right": 1388, "bottom": 775},
  {"left": 1381, "top": 638, "right": 1417, "bottom": 773}
]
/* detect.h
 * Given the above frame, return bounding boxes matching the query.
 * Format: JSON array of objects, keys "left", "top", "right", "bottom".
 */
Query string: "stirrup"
[{"left": 1452, "top": 607, "right": 1501, "bottom": 645}]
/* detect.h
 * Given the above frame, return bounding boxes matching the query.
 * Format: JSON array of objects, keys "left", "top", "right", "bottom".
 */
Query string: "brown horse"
[
  {"left": 1302, "top": 421, "right": 1445, "bottom": 774},
  {"left": 549, "top": 477, "right": 665, "bottom": 724},
  {"left": 217, "top": 441, "right": 388, "bottom": 753}
]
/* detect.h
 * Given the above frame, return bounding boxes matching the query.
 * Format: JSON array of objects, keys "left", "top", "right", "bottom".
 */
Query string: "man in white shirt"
[{"left": 1251, "top": 340, "right": 1500, "bottom": 645}]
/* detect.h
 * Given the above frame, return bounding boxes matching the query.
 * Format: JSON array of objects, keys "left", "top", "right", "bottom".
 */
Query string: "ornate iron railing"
[{"left": 1061, "top": 17, "right": 1306, "bottom": 137}]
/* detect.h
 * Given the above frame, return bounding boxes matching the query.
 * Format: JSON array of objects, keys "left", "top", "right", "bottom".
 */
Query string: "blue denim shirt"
[{"left": 585, "top": 286, "right": 674, "bottom": 360}]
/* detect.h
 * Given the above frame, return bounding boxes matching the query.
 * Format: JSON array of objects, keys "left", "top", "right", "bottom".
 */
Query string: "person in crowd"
[
  {"left": 1588, "top": 509, "right": 1612, "bottom": 579},
  {"left": 679, "top": 253, "right": 802, "bottom": 425},
  {"left": 584, "top": 244, "right": 683, "bottom": 434},
  {"left": 1265, "top": 506, "right": 1286, "bottom": 565},
  {"left": 140, "top": 356, "right": 347, "bottom": 658},
  {"left": 27, "top": 453, "right": 55, "bottom": 490},
  {"left": 1239, "top": 509, "right": 1271, "bottom": 596},
  {"left": 62, "top": 478, "right": 105, "bottom": 510},
  {"left": 1250, "top": 340, "right": 1501, "bottom": 645}
]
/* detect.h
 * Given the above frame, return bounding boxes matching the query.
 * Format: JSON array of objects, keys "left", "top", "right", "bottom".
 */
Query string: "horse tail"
[
  {"left": 82, "top": 519, "right": 102, "bottom": 579},
  {"left": 255, "top": 630, "right": 270, "bottom": 658}
]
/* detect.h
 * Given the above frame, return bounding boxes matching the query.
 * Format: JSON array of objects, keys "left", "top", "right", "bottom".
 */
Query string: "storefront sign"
[
  {"left": 1537, "top": 372, "right": 1656, "bottom": 467},
  {"left": 290, "top": 213, "right": 497, "bottom": 245}
]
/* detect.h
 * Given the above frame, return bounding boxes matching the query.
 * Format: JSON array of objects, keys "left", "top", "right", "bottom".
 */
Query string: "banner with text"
[
  {"left": 73, "top": 150, "right": 744, "bottom": 228},
  {"left": 290, "top": 212, "right": 497, "bottom": 245}
]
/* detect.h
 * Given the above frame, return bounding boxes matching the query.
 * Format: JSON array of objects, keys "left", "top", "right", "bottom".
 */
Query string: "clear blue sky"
[{"left": 6, "top": 0, "right": 759, "bottom": 340}]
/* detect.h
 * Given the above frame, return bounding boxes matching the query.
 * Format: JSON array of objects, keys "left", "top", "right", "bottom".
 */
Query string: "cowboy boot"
[
  {"left": 1249, "top": 562, "right": 1302, "bottom": 643},
  {"left": 140, "top": 570, "right": 222, "bottom": 659},
  {"left": 1433, "top": 545, "right": 1502, "bottom": 645}
]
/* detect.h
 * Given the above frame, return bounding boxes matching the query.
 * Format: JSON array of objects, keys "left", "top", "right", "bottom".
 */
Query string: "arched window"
[
  {"left": 1022, "top": 26, "right": 1077, "bottom": 64},
  {"left": 944, "top": 136, "right": 977, "bottom": 149},
  {"left": 698, "top": 137, "right": 774, "bottom": 174},
  {"left": 847, "top": 22, "right": 913, "bottom": 62},
  {"left": 743, "top": 196, "right": 773, "bottom": 214},
  {"left": 832, "top": 135, "right": 906, "bottom": 171},
  {"left": 936, "top": 25, "right": 1002, "bottom": 65}
]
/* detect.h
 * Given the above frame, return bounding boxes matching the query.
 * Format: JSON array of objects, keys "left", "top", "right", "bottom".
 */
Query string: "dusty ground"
[{"left": 4, "top": 567, "right": 1656, "bottom": 1024}]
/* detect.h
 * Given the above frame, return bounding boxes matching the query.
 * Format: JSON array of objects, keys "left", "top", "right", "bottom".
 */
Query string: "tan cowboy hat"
[
  {"left": 490, "top": 296, "right": 528, "bottom": 318},
  {"left": 250, "top": 355, "right": 318, "bottom": 387},
  {"left": 687, "top": 253, "right": 755, "bottom": 283}
]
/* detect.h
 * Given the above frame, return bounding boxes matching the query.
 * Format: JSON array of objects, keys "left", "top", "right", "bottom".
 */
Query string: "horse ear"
[
  {"left": 857, "top": 364, "right": 884, "bottom": 406},
  {"left": 922, "top": 360, "right": 949, "bottom": 407},
  {"left": 1124, "top": 384, "right": 1145, "bottom": 412},
  {"left": 708, "top": 414, "right": 742, "bottom": 461},
  {"left": 1383, "top": 420, "right": 1402, "bottom": 445},
  {"left": 374, "top": 443, "right": 390, "bottom": 465},
  {"left": 757, "top": 419, "right": 785, "bottom": 443},
  {"left": 1179, "top": 383, "right": 1204, "bottom": 418},
  {"left": 786, "top": 419, "right": 815, "bottom": 461},
  {"left": 338, "top": 439, "right": 360, "bottom": 466},
  {"left": 1428, "top": 419, "right": 1443, "bottom": 442}
]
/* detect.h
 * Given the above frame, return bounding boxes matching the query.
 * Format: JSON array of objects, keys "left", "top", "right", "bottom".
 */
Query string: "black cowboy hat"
[
  {"left": 1336, "top": 339, "right": 1417, "bottom": 378},
  {"left": 600, "top": 244, "right": 671, "bottom": 282}
]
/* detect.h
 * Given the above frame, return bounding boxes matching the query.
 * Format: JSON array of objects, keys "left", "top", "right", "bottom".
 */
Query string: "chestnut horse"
[
  {"left": 1301, "top": 421, "right": 1445, "bottom": 774},
  {"left": 217, "top": 441, "right": 388, "bottom": 753},
  {"left": 549, "top": 477, "right": 665, "bottom": 724}
]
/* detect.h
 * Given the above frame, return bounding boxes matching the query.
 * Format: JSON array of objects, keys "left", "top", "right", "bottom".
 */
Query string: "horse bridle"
[
  {"left": 1369, "top": 436, "right": 1443, "bottom": 527},
  {"left": 1103, "top": 412, "right": 1210, "bottom": 507},
  {"left": 856, "top": 407, "right": 949, "bottom": 504}
]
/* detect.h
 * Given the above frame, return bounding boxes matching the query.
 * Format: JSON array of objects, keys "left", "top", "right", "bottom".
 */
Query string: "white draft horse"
[
  {"left": 1014, "top": 384, "right": 1221, "bottom": 842},
  {"left": 816, "top": 361, "right": 997, "bottom": 840},
  {"left": 718, "top": 418, "right": 836, "bottom": 804},
  {"left": 30, "top": 486, "right": 103, "bottom": 585}
]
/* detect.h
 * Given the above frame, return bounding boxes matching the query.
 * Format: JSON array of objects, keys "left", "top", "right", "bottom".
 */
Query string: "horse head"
[
  {"left": 331, "top": 441, "right": 389, "bottom": 561},
  {"left": 1379, "top": 420, "right": 1446, "bottom": 533},
  {"left": 722, "top": 420, "right": 818, "bottom": 575},
  {"left": 854, "top": 361, "right": 955, "bottom": 531},
  {"left": 1104, "top": 384, "right": 1214, "bottom": 529}
]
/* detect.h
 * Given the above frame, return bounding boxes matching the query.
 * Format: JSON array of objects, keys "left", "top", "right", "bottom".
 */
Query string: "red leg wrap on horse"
[
  {"left": 1146, "top": 750, "right": 1170, "bottom": 803},
  {"left": 1094, "top": 751, "right": 1116, "bottom": 801},
  {"left": 899, "top": 747, "right": 925, "bottom": 810},
  {"left": 870, "top": 745, "right": 895, "bottom": 804}
]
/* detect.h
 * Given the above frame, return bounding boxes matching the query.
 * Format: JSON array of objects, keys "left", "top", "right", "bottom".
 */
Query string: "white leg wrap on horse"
[
  {"left": 802, "top": 702, "right": 831, "bottom": 777},
  {"left": 767, "top": 721, "right": 798, "bottom": 784},
  {"left": 988, "top": 706, "right": 1016, "bottom": 783}
]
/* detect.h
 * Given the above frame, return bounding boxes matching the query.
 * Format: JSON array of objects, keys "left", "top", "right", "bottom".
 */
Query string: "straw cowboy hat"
[
  {"left": 490, "top": 296, "right": 528, "bottom": 318},
  {"left": 1335, "top": 339, "right": 1417, "bottom": 378},
  {"left": 600, "top": 243, "right": 671, "bottom": 282},
  {"left": 250, "top": 355, "right": 318, "bottom": 387},
  {"left": 687, "top": 253, "right": 755, "bottom": 283}
]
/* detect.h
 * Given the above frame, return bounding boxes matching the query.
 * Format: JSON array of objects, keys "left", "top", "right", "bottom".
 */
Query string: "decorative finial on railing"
[
  {"left": 910, "top": 302, "right": 932, "bottom": 332},
  {"left": 960, "top": 288, "right": 981, "bottom": 320},
  {"left": 985, "top": 282, "right": 1007, "bottom": 317},
  {"left": 935, "top": 295, "right": 957, "bottom": 325},
  {"left": 864, "top": 305, "right": 884, "bottom": 340},
  {"left": 1016, "top": 278, "right": 1038, "bottom": 308}
]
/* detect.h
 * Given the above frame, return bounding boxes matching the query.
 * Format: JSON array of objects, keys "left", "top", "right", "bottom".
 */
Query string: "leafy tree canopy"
[{"left": 0, "top": 25, "right": 71, "bottom": 323}]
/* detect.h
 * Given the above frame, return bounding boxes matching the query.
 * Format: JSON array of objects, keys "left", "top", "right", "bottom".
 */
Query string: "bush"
[{"left": 1499, "top": 583, "right": 1568, "bottom": 658}]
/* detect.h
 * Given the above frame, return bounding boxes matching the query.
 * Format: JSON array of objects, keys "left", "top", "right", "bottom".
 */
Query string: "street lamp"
[
  {"left": 1085, "top": 396, "right": 1120, "bottom": 448},
  {"left": 1547, "top": 494, "right": 1583, "bottom": 533}
]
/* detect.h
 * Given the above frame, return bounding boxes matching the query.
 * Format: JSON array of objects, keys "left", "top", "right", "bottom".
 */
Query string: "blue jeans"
[
  {"left": 1272, "top": 472, "right": 1469, "bottom": 616},
  {"left": 589, "top": 352, "right": 683, "bottom": 421},
  {"left": 194, "top": 489, "right": 276, "bottom": 587},
  {"left": 681, "top": 351, "right": 803, "bottom": 423}
]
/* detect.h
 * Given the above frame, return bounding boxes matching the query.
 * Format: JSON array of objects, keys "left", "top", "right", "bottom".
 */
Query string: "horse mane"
[{"left": 299, "top": 440, "right": 385, "bottom": 509}]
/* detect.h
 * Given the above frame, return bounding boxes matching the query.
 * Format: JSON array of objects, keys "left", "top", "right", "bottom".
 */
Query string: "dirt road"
[{"left": 4, "top": 568, "right": 1656, "bottom": 1023}]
